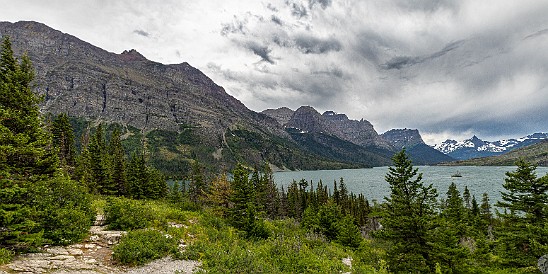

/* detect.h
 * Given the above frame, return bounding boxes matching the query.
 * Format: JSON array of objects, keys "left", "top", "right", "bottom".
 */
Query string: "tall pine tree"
[
  {"left": 495, "top": 160, "right": 548, "bottom": 267},
  {"left": 0, "top": 37, "right": 92, "bottom": 250},
  {"left": 380, "top": 149, "right": 438, "bottom": 273}
]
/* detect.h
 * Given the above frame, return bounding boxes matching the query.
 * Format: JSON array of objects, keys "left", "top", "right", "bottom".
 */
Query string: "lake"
[{"left": 273, "top": 166, "right": 548, "bottom": 205}]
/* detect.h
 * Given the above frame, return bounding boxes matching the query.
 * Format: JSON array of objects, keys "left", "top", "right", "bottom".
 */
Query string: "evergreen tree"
[
  {"left": 380, "top": 149, "right": 438, "bottom": 273},
  {"left": 431, "top": 182, "right": 471, "bottom": 272},
  {"left": 87, "top": 124, "right": 111, "bottom": 194},
  {"left": 51, "top": 113, "right": 76, "bottom": 167},
  {"left": 338, "top": 178, "right": 349, "bottom": 214},
  {"left": 1, "top": 37, "right": 55, "bottom": 249},
  {"left": 495, "top": 161, "right": 548, "bottom": 267},
  {"left": 228, "top": 163, "right": 254, "bottom": 229},
  {"left": 188, "top": 160, "right": 206, "bottom": 204},
  {"left": 206, "top": 173, "right": 233, "bottom": 217},
  {"left": 108, "top": 127, "right": 127, "bottom": 196},
  {"left": 0, "top": 37, "right": 92, "bottom": 250},
  {"left": 463, "top": 185, "right": 471, "bottom": 210},
  {"left": 127, "top": 152, "right": 147, "bottom": 199}
]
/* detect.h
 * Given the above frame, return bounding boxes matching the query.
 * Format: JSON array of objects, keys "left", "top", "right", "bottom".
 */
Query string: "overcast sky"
[{"left": 2, "top": 0, "right": 548, "bottom": 145}]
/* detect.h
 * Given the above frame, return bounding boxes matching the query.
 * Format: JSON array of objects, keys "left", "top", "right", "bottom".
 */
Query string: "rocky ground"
[{"left": 0, "top": 216, "right": 200, "bottom": 274}]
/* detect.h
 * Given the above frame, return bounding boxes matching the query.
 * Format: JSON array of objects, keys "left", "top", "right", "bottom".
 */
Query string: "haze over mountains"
[{"left": 1, "top": 20, "right": 546, "bottom": 172}]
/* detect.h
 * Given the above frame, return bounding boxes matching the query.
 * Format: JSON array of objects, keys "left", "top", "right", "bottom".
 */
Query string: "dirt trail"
[{"left": 0, "top": 216, "right": 200, "bottom": 274}]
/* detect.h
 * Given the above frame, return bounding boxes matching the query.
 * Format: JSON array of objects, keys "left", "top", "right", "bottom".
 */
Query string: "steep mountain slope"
[
  {"left": 266, "top": 106, "right": 392, "bottom": 149},
  {"left": 0, "top": 21, "right": 363, "bottom": 173},
  {"left": 380, "top": 129, "right": 454, "bottom": 165},
  {"left": 446, "top": 140, "right": 548, "bottom": 166},
  {"left": 0, "top": 21, "right": 272, "bottom": 137},
  {"left": 434, "top": 133, "right": 548, "bottom": 160},
  {"left": 263, "top": 107, "right": 451, "bottom": 165},
  {"left": 271, "top": 106, "right": 394, "bottom": 165}
]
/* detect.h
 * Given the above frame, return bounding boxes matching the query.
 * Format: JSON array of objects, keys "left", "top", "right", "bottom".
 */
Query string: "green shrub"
[
  {"left": 45, "top": 208, "right": 93, "bottom": 245},
  {"left": 112, "top": 229, "right": 179, "bottom": 266},
  {"left": 104, "top": 197, "right": 151, "bottom": 230},
  {"left": 30, "top": 175, "right": 94, "bottom": 245},
  {"left": 105, "top": 197, "right": 191, "bottom": 231},
  {"left": 0, "top": 248, "right": 14, "bottom": 265}
]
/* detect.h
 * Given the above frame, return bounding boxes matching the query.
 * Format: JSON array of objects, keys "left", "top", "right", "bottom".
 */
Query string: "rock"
[
  {"left": 67, "top": 249, "right": 84, "bottom": 256},
  {"left": 342, "top": 257, "right": 352, "bottom": 268},
  {"left": 94, "top": 215, "right": 106, "bottom": 226},
  {"left": 539, "top": 254, "right": 548, "bottom": 274}
]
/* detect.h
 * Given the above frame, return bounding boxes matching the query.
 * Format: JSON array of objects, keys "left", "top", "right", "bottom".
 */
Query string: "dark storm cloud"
[
  {"left": 286, "top": 1, "right": 308, "bottom": 18},
  {"left": 221, "top": 16, "right": 248, "bottom": 36},
  {"left": 394, "top": 0, "right": 458, "bottom": 13},
  {"left": 271, "top": 15, "right": 283, "bottom": 26},
  {"left": 209, "top": 0, "right": 548, "bottom": 143},
  {"left": 524, "top": 28, "right": 548, "bottom": 40},
  {"left": 133, "top": 29, "right": 150, "bottom": 37},
  {"left": 245, "top": 41, "right": 275, "bottom": 64},
  {"left": 294, "top": 34, "right": 342, "bottom": 54},
  {"left": 308, "top": 0, "right": 332, "bottom": 9},
  {"left": 267, "top": 3, "right": 279, "bottom": 12},
  {"left": 381, "top": 40, "right": 464, "bottom": 70}
]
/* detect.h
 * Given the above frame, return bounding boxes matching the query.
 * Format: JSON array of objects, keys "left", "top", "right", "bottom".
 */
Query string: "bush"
[
  {"left": 45, "top": 208, "right": 93, "bottom": 245},
  {"left": 112, "top": 229, "right": 179, "bottom": 266},
  {"left": 30, "top": 174, "right": 94, "bottom": 245},
  {"left": 104, "top": 197, "right": 190, "bottom": 230},
  {"left": 0, "top": 248, "right": 14, "bottom": 265},
  {"left": 104, "top": 197, "right": 151, "bottom": 230}
]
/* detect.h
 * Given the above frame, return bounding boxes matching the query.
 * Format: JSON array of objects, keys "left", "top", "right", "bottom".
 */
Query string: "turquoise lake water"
[{"left": 273, "top": 166, "right": 548, "bottom": 205}]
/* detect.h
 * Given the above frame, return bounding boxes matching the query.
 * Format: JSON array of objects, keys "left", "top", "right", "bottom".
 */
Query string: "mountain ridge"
[{"left": 434, "top": 133, "right": 548, "bottom": 160}]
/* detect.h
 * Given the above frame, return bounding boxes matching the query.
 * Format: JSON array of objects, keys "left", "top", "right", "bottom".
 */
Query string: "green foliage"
[
  {"left": 495, "top": 160, "right": 548, "bottom": 267},
  {"left": 184, "top": 217, "right": 350, "bottom": 273},
  {"left": 0, "top": 36, "right": 92, "bottom": 250},
  {"left": 104, "top": 197, "right": 189, "bottom": 230},
  {"left": 228, "top": 163, "right": 254, "bottom": 230},
  {"left": 112, "top": 229, "right": 179, "bottom": 266},
  {"left": 126, "top": 152, "right": 167, "bottom": 199},
  {"left": 104, "top": 197, "right": 151, "bottom": 230},
  {"left": 29, "top": 174, "right": 94, "bottom": 245},
  {"left": 380, "top": 149, "right": 438, "bottom": 273},
  {"left": 108, "top": 127, "right": 127, "bottom": 196},
  {"left": 51, "top": 113, "right": 76, "bottom": 167},
  {"left": 0, "top": 247, "right": 14, "bottom": 265},
  {"left": 335, "top": 215, "right": 363, "bottom": 248}
]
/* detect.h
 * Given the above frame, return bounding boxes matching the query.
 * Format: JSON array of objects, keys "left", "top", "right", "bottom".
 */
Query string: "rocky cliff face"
[
  {"left": 261, "top": 107, "right": 294, "bottom": 126},
  {"left": 280, "top": 106, "right": 391, "bottom": 149},
  {"left": 381, "top": 129, "right": 424, "bottom": 149},
  {"left": 381, "top": 129, "right": 454, "bottom": 164},
  {"left": 0, "top": 21, "right": 282, "bottom": 146}
]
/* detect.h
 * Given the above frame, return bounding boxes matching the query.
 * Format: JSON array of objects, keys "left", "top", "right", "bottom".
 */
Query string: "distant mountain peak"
[
  {"left": 434, "top": 133, "right": 548, "bottom": 160},
  {"left": 119, "top": 49, "right": 147, "bottom": 62},
  {"left": 381, "top": 128, "right": 424, "bottom": 149}
]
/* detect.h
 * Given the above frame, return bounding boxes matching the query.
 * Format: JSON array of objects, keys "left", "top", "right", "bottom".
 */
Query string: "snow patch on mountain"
[{"left": 433, "top": 133, "right": 548, "bottom": 160}]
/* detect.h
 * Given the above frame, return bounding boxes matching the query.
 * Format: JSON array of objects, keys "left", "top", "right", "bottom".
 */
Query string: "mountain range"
[
  {"left": 5, "top": 20, "right": 544, "bottom": 174},
  {"left": 433, "top": 133, "right": 548, "bottom": 160},
  {"left": 262, "top": 107, "right": 453, "bottom": 165}
]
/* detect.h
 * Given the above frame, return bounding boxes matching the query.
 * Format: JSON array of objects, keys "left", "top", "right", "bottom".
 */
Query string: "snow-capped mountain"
[{"left": 434, "top": 133, "right": 548, "bottom": 160}]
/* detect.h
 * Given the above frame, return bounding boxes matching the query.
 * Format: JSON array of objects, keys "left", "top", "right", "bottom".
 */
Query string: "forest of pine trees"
[{"left": 2, "top": 35, "right": 548, "bottom": 272}]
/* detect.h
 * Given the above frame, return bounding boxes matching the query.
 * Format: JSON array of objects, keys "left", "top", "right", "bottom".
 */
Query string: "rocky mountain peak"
[
  {"left": 0, "top": 20, "right": 280, "bottom": 146},
  {"left": 381, "top": 128, "right": 425, "bottom": 149},
  {"left": 261, "top": 107, "right": 294, "bottom": 126},
  {"left": 322, "top": 111, "right": 349, "bottom": 121},
  {"left": 119, "top": 49, "right": 147, "bottom": 62},
  {"left": 285, "top": 106, "right": 324, "bottom": 133}
]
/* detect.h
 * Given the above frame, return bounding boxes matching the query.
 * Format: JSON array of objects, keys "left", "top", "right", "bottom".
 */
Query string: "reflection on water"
[{"left": 274, "top": 166, "right": 548, "bottom": 205}]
